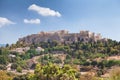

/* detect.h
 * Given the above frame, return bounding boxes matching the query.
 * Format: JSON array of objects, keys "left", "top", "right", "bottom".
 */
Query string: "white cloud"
[
  {"left": 24, "top": 19, "right": 40, "bottom": 24},
  {"left": 28, "top": 4, "right": 61, "bottom": 17},
  {"left": 0, "top": 17, "right": 15, "bottom": 28}
]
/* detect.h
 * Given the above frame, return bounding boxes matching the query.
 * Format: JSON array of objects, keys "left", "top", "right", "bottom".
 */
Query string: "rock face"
[{"left": 18, "top": 30, "right": 107, "bottom": 45}]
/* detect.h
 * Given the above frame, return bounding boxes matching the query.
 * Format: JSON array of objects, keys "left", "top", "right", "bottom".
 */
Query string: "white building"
[{"left": 36, "top": 47, "right": 44, "bottom": 52}]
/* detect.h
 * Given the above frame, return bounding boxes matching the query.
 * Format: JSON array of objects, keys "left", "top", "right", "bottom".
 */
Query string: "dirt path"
[{"left": 107, "top": 56, "right": 120, "bottom": 60}]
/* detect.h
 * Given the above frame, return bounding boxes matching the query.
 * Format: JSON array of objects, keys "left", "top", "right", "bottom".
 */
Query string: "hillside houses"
[
  {"left": 11, "top": 47, "right": 30, "bottom": 54},
  {"left": 10, "top": 47, "right": 44, "bottom": 55},
  {"left": 36, "top": 47, "right": 44, "bottom": 52}
]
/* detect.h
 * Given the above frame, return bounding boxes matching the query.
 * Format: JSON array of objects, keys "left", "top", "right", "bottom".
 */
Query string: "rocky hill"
[{"left": 18, "top": 30, "right": 107, "bottom": 45}]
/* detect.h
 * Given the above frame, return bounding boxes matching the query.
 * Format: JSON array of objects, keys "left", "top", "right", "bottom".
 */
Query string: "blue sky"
[{"left": 0, "top": 0, "right": 120, "bottom": 44}]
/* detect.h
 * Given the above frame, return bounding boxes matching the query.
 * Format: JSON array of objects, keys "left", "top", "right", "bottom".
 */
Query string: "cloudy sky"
[{"left": 0, "top": 0, "right": 120, "bottom": 44}]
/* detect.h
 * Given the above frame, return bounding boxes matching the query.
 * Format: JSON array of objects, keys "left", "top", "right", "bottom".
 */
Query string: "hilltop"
[{"left": 18, "top": 30, "right": 107, "bottom": 46}]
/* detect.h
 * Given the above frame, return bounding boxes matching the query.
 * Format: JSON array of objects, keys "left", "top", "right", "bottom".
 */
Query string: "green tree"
[
  {"left": 28, "top": 63, "right": 80, "bottom": 80},
  {"left": 17, "top": 66, "right": 22, "bottom": 73}
]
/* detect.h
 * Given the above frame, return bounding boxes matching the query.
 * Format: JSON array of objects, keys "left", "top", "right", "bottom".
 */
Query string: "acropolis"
[{"left": 18, "top": 30, "right": 108, "bottom": 45}]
